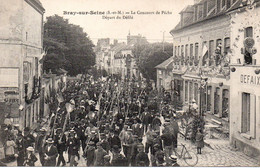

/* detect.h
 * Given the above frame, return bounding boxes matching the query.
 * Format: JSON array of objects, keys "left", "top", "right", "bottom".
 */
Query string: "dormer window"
[
  {"left": 203, "top": 1, "right": 208, "bottom": 17},
  {"left": 222, "top": 0, "right": 226, "bottom": 8},
  {"left": 217, "top": 0, "right": 221, "bottom": 12}
]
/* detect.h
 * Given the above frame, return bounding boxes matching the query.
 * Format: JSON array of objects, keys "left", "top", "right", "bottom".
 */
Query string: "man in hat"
[
  {"left": 100, "top": 133, "right": 110, "bottom": 153},
  {"left": 67, "top": 130, "right": 80, "bottom": 166},
  {"left": 131, "top": 119, "right": 144, "bottom": 138},
  {"left": 83, "top": 141, "right": 95, "bottom": 166},
  {"left": 23, "top": 127, "right": 35, "bottom": 149},
  {"left": 88, "top": 130, "right": 99, "bottom": 147},
  {"left": 140, "top": 108, "right": 152, "bottom": 133},
  {"left": 161, "top": 126, "right": 175, "bottom": 166},
  {"left": 15, "top": 132, "right": 25, "bottom": 166},
  {"left": 23, "top": 146, "right": 38, "bottom": 166},
  {"left": 54, "top": 128, "right": 66, "bottom": 166},
  {"left": 43, "top": 138, "right": 58, "bottom": 166},
  {"left": 93, "top": 142, "right": 108, "bottom": 166},
  {"left": 135, "top": 144, "right": 150, "bottom": 167},
  {"left": 108, "top": 131, "right": 121, "bottom": 151},
  {"left": 169, "top": 155, "right": 180, "bottom": 167},
  {"left": 37, "top": 128, "right": 46, "bottom": 166}
]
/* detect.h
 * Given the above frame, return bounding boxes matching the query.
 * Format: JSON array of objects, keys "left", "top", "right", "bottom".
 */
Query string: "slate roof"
[
  {"left": 155, "top": 57, "right": 173, "bottom": 69},
  {"left": 171, "top": 0, "right": 252, "bottom": 33}
]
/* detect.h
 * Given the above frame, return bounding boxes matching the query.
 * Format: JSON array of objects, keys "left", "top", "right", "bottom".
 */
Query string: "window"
[
  {"left": 222, "top": 89, "right": 229, "bottom": 118},
  {"left": 194, "top": 83, "right": 198, "bottom": 103},
  {"left": 214, "top": 88, "right": 220, "bottom": 115},
  {"left": 195, "top": 43, "right": 199, "bottom": 60},
  {"left": 227, "top": 0, "right": 231, "bottom": 9},
  {"left": 185, "top": 44, "right": 189, "bottom": 57},
  {"left": 185, "top": 81, "right": 188, "bottom": 102},
  {"left": 198, "top": 5, "right": 203, "bottom": 18},
  {"left": 194, "top": 6, "right": 198, "bottom": 21},
  {"left": 217, "top": 0, "right": 221, "bottom": 12},
  {"left": 178, "top": 46, "right": 180, "bottom": 56},
  {"left": 203, "top": 1, "right": 208, "bottom": 17},
  {"left": 181, "top": 45, "right": 184, "bottom": 57},
  {"left": 209, "top": 40, "right": 214, "bottom": 59},
  {"left": 222, "top": 0, "right": 226, "bottom": 8},
  {"left": 190, "top": 44, "right": 194, "bottom": 57},
  {"left": 189, "top": 82, "right": 193, "bottom": 101},
  {"left": 245, "top": 26, "right": 253, "bottom": 38},
  {"left": 175, "top": 46, "right": 177, "bottom": 56},
  {"left": 242, "top": 93, "right": 250, "bottom": 133},
  {"left": 244, "top": 27, "right": 253, "bottom": 64},
  {"left": 224, "top": 37, "right": 230, "bottom": 53},
  {"left": 207, "top": 86, "right": 212, "bottom": 111},
  {"left": 35, "top": 57, "right": 39, "bottom": 78}
]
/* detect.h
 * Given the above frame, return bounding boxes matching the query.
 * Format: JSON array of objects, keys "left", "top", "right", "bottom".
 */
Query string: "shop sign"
[{"left": 240, "top": 74, "right": 260, "bottom": 85}]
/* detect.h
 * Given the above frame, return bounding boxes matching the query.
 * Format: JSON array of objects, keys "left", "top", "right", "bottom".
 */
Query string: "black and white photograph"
[{"left": 0, "top": 0, "right": 260, "bottom": 166}]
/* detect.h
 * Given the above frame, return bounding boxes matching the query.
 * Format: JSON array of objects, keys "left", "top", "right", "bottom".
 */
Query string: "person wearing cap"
[
  {"left": 131, "top": 119, "right": 144, "bottom": 138},
  {"left": 54, "top": 128, "right": 66, "bottom": 166},
  {"left": 93, "top": 142, "right": 108, "bottom": 166},
  {"left": 169, "top": 154, "right": 180, "bottom": 167},
  {"left": 100, "top": 133, "right": 110, "bottom": 153},
  {"left": 36, "top": 128, "right": 46, "bottom": 166},
  {"left": 23, "top": 146, "right": 38, "bottom": 166},
  {"left": 140, "top": 109, "right": 152, "bottom": 133},
  {"left": 87, "top": 130, "right": 99, "bottom": 147},
  {"left": 135, "top": 144, "right": 150, "bottom": 167},
  {"left": 23, "top": 127, "right": 35, "bottom": 150},
  {"left": 83, "top": 141, "right": 95, "bottom": 166},
  {"left": 43, "top": 138, "right": 58, "bottom": 166},
  {"left": 108, "top": 131, "right": 121, "bottom": 151},
  {"left": 161, "top": 127, "right": 175, "bottom": 166},
  {"left": 15, "top": 132, "right": 25, "bottom": 166}
]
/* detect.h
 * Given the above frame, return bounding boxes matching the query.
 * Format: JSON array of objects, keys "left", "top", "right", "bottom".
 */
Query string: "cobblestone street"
[{"left": 6, "top": 134, "right": 260, "bottom": 167}]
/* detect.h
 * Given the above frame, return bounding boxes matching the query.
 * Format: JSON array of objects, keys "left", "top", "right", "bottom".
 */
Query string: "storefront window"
[
  {"left": 207, "top": 86, "right": 212, "bottom": 112},
  {"left": 189, "top": 82, "right": 193, "bottom": 102}
]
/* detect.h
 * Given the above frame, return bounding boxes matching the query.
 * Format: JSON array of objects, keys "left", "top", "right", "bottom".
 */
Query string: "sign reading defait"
[
  {"left": 0, "top": 68, "right": 19, "bottom": 87},
  {"left": 240, "top": 74, "right": 260, "bottom": 86}
]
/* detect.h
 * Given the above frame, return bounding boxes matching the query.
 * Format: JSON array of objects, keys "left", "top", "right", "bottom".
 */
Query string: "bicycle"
[{"left": 173, "top": 143, "right": 198, "bottom": 166}]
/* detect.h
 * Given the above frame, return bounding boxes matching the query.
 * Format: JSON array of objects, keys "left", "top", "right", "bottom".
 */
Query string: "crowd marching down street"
[{"left": 0, "top": 73, "right": 203, "bottom": 167}]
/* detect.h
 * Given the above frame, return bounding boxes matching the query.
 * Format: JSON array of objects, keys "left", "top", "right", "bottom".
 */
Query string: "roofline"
[{"left": 25, "top": 0, "right": 45, "bottom": 15}]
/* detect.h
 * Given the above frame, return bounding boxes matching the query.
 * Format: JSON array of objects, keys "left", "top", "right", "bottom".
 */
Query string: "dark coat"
[
  {"left": 195, "top": 132, "right": 204, "bottom": 148},
  {"left": 93, "top": 148, "right": 108, "bottom": 166},
  {"left": 43, "top": 144, "right": 58, "bottom": 166},
  {"left": 23, "top": 153, "right": 38, "bottom": 166},
  {"left": 84, "top": 145, "right": 95, "bottom": 166},
  {"left": 135, "top": 151, "right": 150, "bottom": 166},
  {"left": 108, "top": 135, "right": 121, "bottom": 148},
  {"left": 67, "top": 137, "right": 80, "bottom": 155}
]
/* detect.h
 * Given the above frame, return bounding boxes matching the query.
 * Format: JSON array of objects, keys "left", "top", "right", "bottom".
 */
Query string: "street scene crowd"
[{"left": 0, "top": 73, "right": 204, "bottom": 167}]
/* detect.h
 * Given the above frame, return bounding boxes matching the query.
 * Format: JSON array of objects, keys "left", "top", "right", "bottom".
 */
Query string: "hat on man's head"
[
  {"left": 27, "top": 146, "right": 34, "bottom": 152},
  {"left": 46, "top": 138, "right": 54, "bottom": 143},
  {"left": 169, "top": 155, "right": 177, "bottom": 161},
  {"left": 88, "top": 141, "right": 95, "bottom": 145}
]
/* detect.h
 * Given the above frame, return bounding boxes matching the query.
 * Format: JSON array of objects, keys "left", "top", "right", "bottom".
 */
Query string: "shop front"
[{"left": 230, "top": 65, "right": 260, "bottom": 157}]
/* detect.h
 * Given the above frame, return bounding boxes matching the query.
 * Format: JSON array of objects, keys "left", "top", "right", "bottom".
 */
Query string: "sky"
[{"left": 40, "top": 0, "right": 194, "bottom": 45}]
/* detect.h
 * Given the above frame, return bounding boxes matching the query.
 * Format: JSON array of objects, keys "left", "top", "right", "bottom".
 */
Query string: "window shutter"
[
  {"left": 250, "top": 94, "right": 256, "bottom": 138},
  {"left": 238, "top": 92, "right": 242, "bottom": 133}
]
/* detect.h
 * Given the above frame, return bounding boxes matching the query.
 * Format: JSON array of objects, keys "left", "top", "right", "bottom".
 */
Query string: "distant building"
[{"left": 0, "top": 0, "right": 45, "bottom": 129}]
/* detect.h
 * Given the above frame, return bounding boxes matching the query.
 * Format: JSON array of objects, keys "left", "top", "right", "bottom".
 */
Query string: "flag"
[{"left": 199, "top": 43, "right": 208, "bottom": 67}]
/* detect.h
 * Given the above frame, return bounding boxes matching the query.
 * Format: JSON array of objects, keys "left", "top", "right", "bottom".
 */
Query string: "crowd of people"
[{"left": 0, "top": 73, "right": 205, "bottom": 167}]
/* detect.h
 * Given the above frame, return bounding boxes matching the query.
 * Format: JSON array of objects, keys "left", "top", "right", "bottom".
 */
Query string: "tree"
[
  {"left": 133, "top": 42, "right": 173, "bottom": 81},
  {"left": 43, "top": 15, "right": 95, "bottom": 76}
]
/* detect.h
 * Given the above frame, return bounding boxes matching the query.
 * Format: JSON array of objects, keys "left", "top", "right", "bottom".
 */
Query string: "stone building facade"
[{"left": 0, "top": 0, "right": 45, "bottom": 129}]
